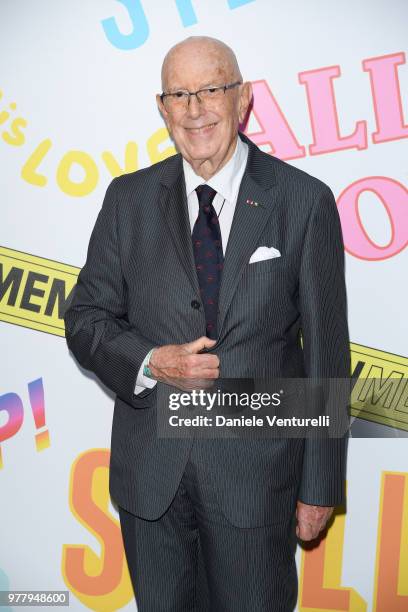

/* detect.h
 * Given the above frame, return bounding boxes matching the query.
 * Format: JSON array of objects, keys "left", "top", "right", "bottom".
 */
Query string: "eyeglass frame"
[{"left": 160, "top": 81, "right": 242, "bottom": 109}]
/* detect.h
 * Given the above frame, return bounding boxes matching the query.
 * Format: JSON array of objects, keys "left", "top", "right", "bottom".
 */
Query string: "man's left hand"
[{"left": 295, "top": 501, "right": 334, "bottom": 541}]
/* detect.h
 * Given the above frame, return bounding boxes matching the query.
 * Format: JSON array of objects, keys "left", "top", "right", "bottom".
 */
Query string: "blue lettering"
[
  {"left": 228, "top": 0, "right": 255, "bottom": 8},
  {"left": 175, "top": 0, "right": 198, "bottom": 26},
  {"left": 101, "top": 0, "right": 149, "bottom": 50}
]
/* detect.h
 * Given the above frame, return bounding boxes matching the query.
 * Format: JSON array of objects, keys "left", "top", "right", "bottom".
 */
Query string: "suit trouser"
[{"left": 118, "top": 438, "right": 298, "bottom": 612}]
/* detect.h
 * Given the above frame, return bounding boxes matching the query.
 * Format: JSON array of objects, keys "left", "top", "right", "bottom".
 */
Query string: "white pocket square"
[{"left": 249, "top": 246, "right": 281, "bottom": 264}]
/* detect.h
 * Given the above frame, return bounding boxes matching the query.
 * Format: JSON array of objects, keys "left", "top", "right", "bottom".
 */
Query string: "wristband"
[{"left": 143, "top": 348, "right": 156, "bottom": 379}]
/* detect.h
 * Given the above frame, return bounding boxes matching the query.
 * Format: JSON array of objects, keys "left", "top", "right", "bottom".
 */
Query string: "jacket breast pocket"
[{"left": 245, "top": 256, "right": 285, "bottom": 276}]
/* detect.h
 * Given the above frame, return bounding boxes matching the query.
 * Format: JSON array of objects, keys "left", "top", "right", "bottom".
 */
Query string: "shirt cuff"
[{"left": 134, "top": 350, "right": 157, "bottom": 395}]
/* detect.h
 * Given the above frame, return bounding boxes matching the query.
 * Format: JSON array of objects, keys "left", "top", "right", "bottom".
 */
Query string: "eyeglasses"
[{"left": 160, "top": 81, "right": 242, "bottom": 112}]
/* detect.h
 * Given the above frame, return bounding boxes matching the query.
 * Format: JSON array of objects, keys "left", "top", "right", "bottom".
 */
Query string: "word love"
[{"left": 0, "top": 84, "right": 175, "bottom": 195}]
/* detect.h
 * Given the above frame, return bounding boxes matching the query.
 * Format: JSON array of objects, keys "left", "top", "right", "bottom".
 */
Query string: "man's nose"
[{"left": 186, "top": 93, "right": 203, "bottom": 118}]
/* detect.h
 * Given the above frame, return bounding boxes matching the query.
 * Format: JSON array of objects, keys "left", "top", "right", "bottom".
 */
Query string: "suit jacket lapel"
[
  {"left": 157, "top": 133, "right": 280, "bottom": 336},
  {"left": 217, "top": 133, "right": 279, "bottom": 337},
  {"left": 159, "top": 156, "right": 200, "bottom": 296}
]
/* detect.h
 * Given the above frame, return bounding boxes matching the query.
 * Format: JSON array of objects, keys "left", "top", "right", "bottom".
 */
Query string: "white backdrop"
[{"left": 1, "top": 1, "right": 407, "bottom": 610}]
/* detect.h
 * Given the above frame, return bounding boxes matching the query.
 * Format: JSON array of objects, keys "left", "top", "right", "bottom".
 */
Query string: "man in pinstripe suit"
[{"left": 64, "top": 36, "right": 350, "bottom": 611}]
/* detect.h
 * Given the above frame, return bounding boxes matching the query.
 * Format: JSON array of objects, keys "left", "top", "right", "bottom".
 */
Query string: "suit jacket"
[{"left": 64, "top": 131, "right": 350, "bottom": 528}]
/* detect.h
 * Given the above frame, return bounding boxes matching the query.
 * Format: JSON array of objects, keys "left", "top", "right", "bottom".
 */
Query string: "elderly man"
[{"left": 64, "top": 36, "right": 350, "bottom": 611}]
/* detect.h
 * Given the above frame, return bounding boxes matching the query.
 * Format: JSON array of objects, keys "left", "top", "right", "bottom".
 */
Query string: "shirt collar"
[{"left": 183, "top": 136, "right": 248, "bottom": 202}]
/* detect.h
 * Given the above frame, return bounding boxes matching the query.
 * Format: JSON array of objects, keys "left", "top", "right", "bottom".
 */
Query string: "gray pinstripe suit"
[{"left": 64, "top": 131, "right": 350, "bottom": 610}]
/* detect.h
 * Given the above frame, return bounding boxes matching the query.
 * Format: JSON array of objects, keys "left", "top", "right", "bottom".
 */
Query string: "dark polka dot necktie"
[{"left": 192, "top": 184, "right": 224, "bottom": 339}]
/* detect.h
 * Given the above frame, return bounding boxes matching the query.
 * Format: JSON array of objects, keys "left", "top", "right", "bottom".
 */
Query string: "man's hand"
[
  {"left": 149, "top": 336, "right": 220, "bottom": 391},
  {"left": 295, "top": 501, "right": 334, "bottom": 541}
]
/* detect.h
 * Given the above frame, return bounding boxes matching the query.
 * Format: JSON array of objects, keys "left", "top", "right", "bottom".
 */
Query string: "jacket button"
[{"left": 191, "top": 300, "right": 201, "bottom": 309}]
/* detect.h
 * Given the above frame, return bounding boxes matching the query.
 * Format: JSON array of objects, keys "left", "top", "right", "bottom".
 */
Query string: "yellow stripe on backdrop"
[{"left": 0, "top": 245, "right": 78, "bottom": 336}]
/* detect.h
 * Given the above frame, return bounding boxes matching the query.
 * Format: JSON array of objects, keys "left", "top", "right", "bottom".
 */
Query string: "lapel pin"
[{"left": 246, "top": 199, "right": 262, "bottom": 208}]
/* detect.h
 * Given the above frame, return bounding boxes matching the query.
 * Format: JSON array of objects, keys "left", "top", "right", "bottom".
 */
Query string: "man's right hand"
[{"left": 148, "top": 336, "right": 220, "bottom": 391}]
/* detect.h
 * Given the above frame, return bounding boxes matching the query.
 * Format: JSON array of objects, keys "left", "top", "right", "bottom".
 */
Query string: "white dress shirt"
[{"left": 134, "top": 136, "right": 249, "bottom": 394}]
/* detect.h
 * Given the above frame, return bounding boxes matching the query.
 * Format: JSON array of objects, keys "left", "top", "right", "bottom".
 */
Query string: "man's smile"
[{"left": 184, "top": 122, "right": 219, "bottom": 135}]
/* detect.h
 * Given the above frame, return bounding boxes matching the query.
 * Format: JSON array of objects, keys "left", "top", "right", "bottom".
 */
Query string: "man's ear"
[
  {"left": 156, "top": 93, "right": 168, "bottom": 122},
  {"left": 238, "top": 81, "right": 253, "bottom": 124}
]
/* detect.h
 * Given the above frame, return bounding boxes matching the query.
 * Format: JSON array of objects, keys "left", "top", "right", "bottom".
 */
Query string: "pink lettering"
[
  {"left": 337, "top": 177, "right": 408, "bottom": 260},
  {"left": 244, "top": 80, "right": 305, "bottom": 160},
  {"left": 363, "top": 52, "right": 408, "bottom": 144},
  {"left": 299, "top": 65, "right": 367, "bottom": 155}
]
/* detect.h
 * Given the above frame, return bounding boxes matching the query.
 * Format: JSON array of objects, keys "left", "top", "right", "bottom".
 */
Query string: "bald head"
[
  {"left": 157, "top": 36, "right": 252, "bottom": 181},
  {"left": 161, "top": 36, "right": 242, "bottom": 91}
]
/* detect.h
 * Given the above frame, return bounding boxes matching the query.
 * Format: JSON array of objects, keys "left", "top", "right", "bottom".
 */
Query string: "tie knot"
[{"left": 195, "top": 184, "right": 217, "bottom": 207}]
